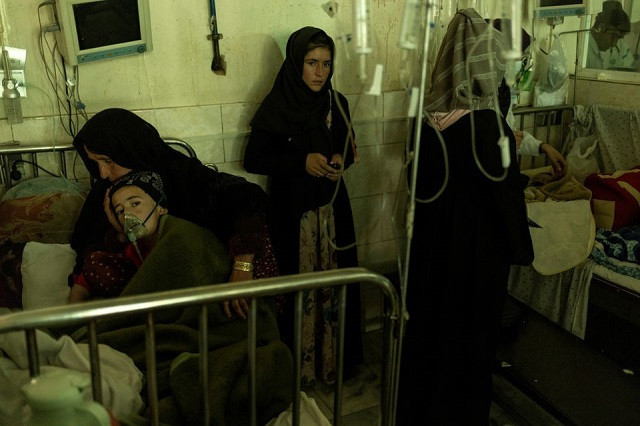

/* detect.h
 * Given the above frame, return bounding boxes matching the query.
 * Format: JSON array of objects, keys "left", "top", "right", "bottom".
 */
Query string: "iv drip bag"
[
  {"left": 399, "top": 0, "right": 422, "bottom": 50},
  {"left": 501, "top": 0, "right": 522, "bottom": 60},
  {"left": 353, "top": 0, "right": 372, "bottom": 55},
  {"left": 501, "top": 0, "right": 523, "bottom": 87},
  {"left": 353, "top": 0, "right": 372, "bottom": 82}
]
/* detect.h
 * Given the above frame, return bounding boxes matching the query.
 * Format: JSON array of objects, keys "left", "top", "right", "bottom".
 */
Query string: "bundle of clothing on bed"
[{"left": 592, "top": 226, "right": 640, "bottom": 279}]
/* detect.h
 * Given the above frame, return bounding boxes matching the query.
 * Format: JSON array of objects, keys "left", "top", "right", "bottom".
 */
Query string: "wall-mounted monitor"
[
  {"left": 54, "top": 0, "right": 152, "bottom": 65},
  {"left": 534, "top": 0, "right": 587, "bottom": 18}
]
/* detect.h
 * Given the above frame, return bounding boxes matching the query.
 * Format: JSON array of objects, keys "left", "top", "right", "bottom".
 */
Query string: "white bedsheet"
[
  {"left": 0, "top": 308, "right": 143, "bottom": 424},
  {"left": 266, "top": 391, "right": 331, "bottom": 426},
  {"left": 592, "top": 262, "right": 640, "bottom": 294}
]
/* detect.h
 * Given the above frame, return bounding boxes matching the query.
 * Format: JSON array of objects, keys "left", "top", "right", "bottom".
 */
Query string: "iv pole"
[{"left": 391, "top": 0, "right": 438, "bottom": 421}]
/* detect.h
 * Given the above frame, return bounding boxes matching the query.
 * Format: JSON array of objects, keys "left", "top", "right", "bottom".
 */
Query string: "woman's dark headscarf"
[
  {"left": 70, "top": 108, "right": 269, "bottom": 282},
  {"left": 73, "top": 108, "right": 190, "bottom": 179},
  {"left": 250, "top": 26, "right": 335, "bottom": 136}
]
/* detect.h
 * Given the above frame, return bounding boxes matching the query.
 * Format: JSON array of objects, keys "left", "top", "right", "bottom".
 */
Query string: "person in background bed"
[
  {"left": 586, "top": 0, "right": 634, "bottom": 70},
  {"left": 70, "top": 108, "right": 278, "bottom": 318},
  {"left": 397, "top": 9, "right": 534, "bottom": 424},
  {"left": 243, "top": 26, "right": 363, "bottom": 385}
]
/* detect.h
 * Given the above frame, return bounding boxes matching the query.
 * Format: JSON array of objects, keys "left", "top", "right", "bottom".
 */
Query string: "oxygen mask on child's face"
[
  {"left": 124, "top": 211, "right": 148, "bottom": 262},
  {"left": 124, "top": 211, "right": 148, "bottom": 242},
  {"left": 121, "top": 199, "right": 163, "bottom": 262}
]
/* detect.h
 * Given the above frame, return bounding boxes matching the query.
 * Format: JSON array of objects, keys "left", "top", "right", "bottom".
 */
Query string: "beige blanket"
[
  {"left": 527, "top": 199, "right": 596, "bottom": 275},
  {"left": 524, "top": 172, "right": 592, "bottom": 203}
]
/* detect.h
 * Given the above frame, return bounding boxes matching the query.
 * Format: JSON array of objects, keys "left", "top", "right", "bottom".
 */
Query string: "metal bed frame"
[
  {"left": 511, "top": 104, "right": 574, "bottom": 169},
  {"left": 0, "top": 138, "right": 197, "bottom": 189},
  {"left": 0, "top": 138, "right": 402, "bottom": 425},
  {"left": 0, "top": 268, "right": 401, "bottom": 426}
]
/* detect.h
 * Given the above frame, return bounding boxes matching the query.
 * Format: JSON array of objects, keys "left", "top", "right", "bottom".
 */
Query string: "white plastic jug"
[{"left": 21, "top": 371, "right": 113, "bottom": 426}]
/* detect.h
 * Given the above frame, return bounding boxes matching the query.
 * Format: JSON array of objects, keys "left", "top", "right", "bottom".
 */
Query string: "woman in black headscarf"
[
  {"left": 71, "top": 108, "right": 278, "bottom": 318},
  {"left": 244, "top": 26, "right": 362, "bottom": 385},
  {"left": 397, "top": 9, "right": 533, "bottom": 424}
]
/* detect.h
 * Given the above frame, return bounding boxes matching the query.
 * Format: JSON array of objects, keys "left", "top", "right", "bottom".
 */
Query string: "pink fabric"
[{"left": 428, "top": 110, "right": 470, "bottom": 131}]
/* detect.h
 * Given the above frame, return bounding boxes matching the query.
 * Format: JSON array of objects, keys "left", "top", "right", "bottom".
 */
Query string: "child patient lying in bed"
[
  {"left": 69, "top": 170, "right": 174, "bottom": 303},
  {"left": 68, "top": 170, "right": 277, "bottom": 320},
  {"left": 69, "top": 170, "right": 233, "bottom": 302},
  {"left": 65, "top": 170, "right": 293, "bottom": 423}
]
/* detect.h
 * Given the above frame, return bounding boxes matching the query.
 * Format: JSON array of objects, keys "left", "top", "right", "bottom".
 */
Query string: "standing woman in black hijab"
[{"left": 244, "top": 26, "right": 362, "bottom": 385}]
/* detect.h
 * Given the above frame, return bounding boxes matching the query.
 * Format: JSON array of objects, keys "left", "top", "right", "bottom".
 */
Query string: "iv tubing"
[
  {"left": 465, "top": 19, "right": 508, "bottom": 182},
  {"left": 394, "top": 1, "right": 438, "bottom": 419},
  {"left": 0, "top": 0, "right": 8, "bottom": 49}
]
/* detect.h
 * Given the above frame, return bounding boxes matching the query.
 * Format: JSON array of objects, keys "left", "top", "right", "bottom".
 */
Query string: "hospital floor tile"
[{"left": 305, "top": 327, "right": 561, "bottom": 425}]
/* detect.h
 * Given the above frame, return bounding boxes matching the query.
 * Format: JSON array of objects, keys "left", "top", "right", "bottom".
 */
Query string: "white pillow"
[{"left": 21, "top": 242, "right": 76, "bottom": 310}]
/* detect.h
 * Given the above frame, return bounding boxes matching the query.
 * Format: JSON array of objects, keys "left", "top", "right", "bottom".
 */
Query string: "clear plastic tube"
[
  {"left": 501, "top": 0, "right": 522, "bottom": 59},
  {"left": 501, "top": 0, "right": 523, "bottom": 87},
  {"left": 353, "top": 0, "right": 372, "bottom": 55}
]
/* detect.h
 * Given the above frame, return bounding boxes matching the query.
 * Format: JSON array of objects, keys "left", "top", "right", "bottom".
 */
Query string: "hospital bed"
[
  {"left": 0, "top": 140, "right": 402, "bottom": 425},
  {"left": 508, "top": 103, "right": 640, "bottom": 373}
]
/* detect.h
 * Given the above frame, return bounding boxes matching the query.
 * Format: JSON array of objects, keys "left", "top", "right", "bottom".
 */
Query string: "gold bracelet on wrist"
[{"left": 233, "top": 260, "right": 254, "bottom": 272}]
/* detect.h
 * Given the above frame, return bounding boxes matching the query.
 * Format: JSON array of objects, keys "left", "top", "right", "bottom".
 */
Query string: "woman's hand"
[
  {"left": 223, "top": 254, "right": 254, "bottom": 319},
  {"left": 68, "top": 284, "right": 90, "bottom": 304},
  {"left": 540, "top": 143, "right": 568, "bottom": 177},
  {"left": 306, "top": 153, "right": 340, "bottom": 180},
  {"left": 326, "top": 154, "right": 343, "bottom": 182},
  {"left": 103, "top": 187, "right": 126, "bottom": 243}
]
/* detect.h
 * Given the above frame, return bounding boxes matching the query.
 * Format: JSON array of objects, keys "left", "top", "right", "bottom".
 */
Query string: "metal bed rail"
[
  {"left": 0, "top": 138, "right": 196, "bottom": 188},
  {"left": 512, "top": 104, "right": 574, "bottom": 169},
  {"left": 0, "top": 267, "right": 401, "bottom": 426}
]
